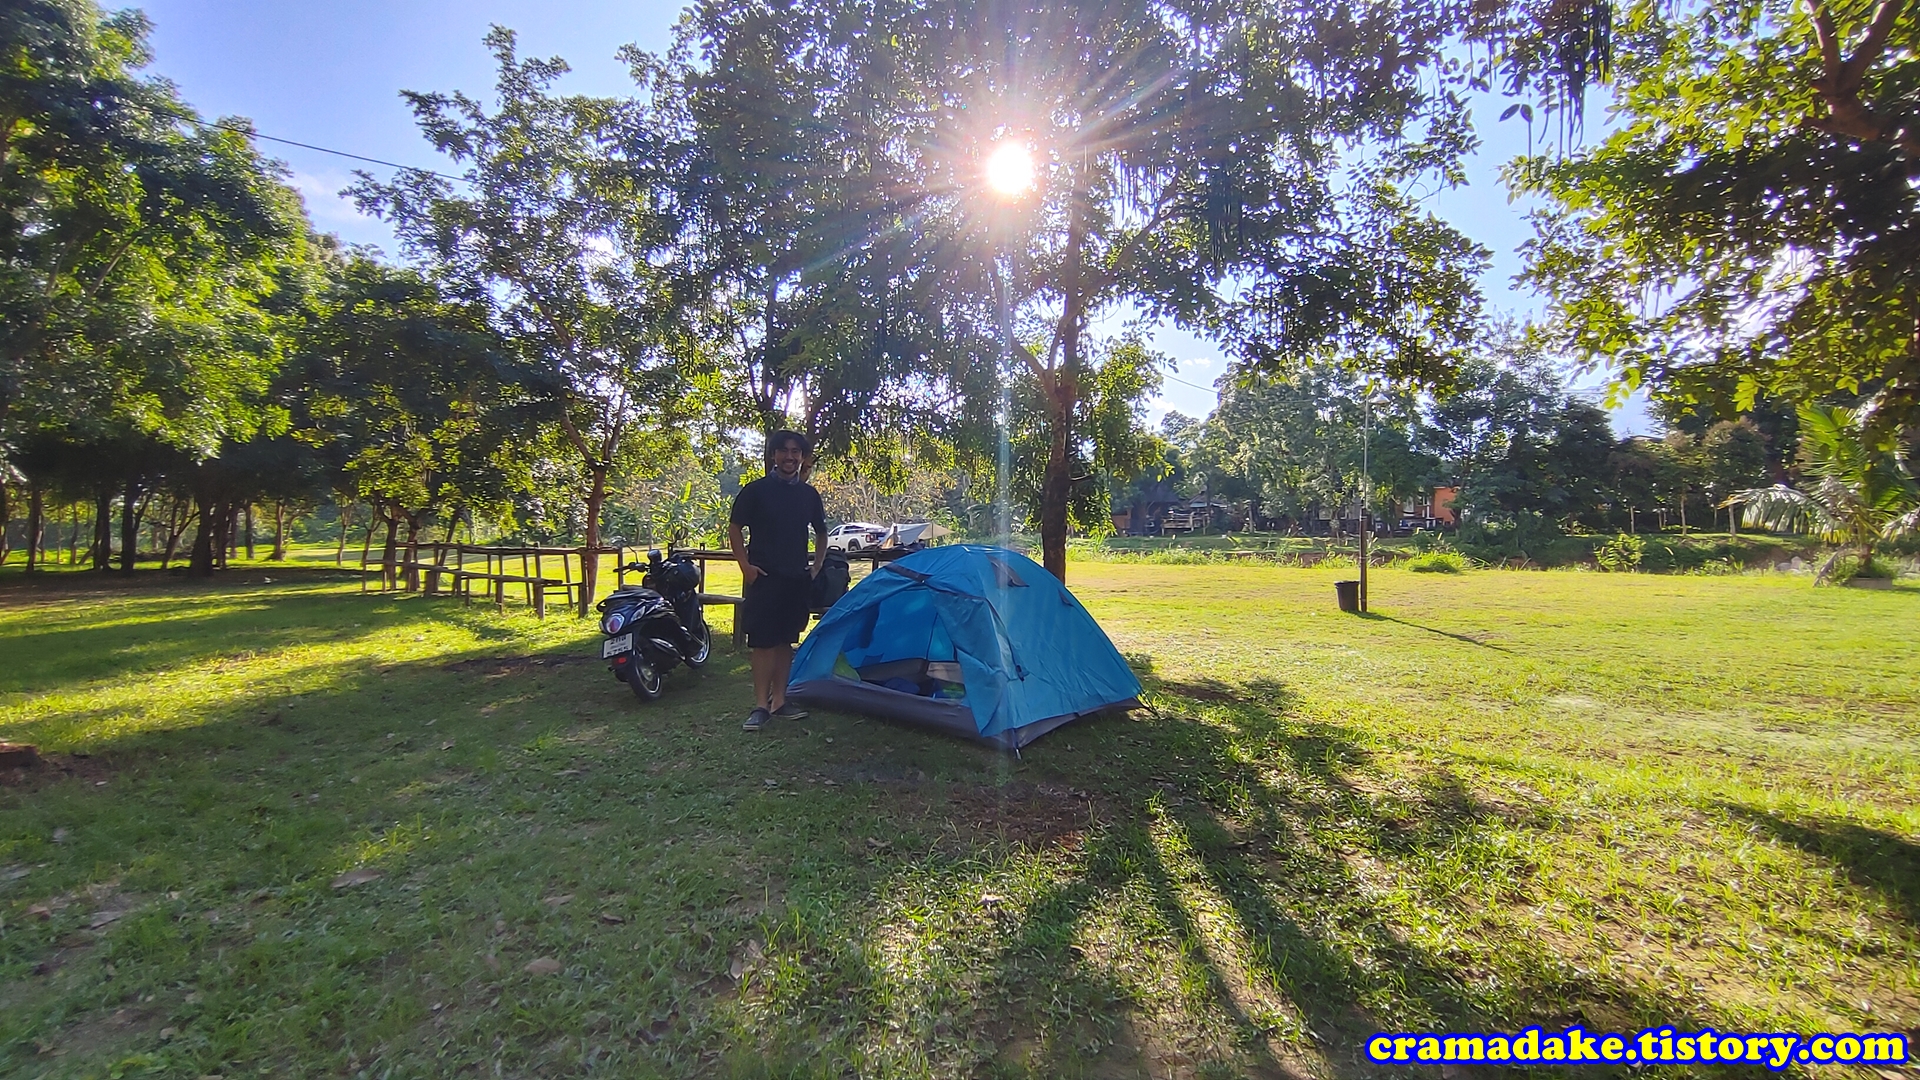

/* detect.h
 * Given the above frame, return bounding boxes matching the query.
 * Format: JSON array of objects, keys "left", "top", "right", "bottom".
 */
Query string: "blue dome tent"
[{"left": 787, "top": 545, "right": 1143, "bottom": 749}]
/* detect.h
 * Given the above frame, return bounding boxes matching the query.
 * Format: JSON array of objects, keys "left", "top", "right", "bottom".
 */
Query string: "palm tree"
[{"left": 1729, "top": 404, "right": 1919, "bottom": 582}]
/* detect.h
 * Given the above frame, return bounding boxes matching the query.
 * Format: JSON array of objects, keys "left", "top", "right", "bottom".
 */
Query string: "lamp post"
[
  {"left": 983, "top": 138, "right": 1036, "bottom": 551},
  {"left": 992, "top": 255, "right": 1015, "bottom": 549},
  {"left": 1359, "top": 389, "right": 1371, "bottom": 613}
]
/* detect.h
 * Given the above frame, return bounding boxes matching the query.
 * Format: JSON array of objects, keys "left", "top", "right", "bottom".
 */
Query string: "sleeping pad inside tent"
[{"left": 786, "top": 545, "right": 1142, "bottom": 748}]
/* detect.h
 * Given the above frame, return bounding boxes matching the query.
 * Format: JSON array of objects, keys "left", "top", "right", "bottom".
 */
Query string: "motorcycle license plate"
[{"left": 602, "top": 633, "right": 634, "bottom": 659}]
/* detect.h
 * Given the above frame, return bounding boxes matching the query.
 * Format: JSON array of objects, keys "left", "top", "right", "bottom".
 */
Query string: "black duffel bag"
[{"left": 810, "top": 552, "right": 851, "bottom": 612}]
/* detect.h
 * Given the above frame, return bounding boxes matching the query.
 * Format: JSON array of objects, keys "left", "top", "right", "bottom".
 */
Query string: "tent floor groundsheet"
[{"left": 788, "top": 678, "right": 1141, "bottom": 750}]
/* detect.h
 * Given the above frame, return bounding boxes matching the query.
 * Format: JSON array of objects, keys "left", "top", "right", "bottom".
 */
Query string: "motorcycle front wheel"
[
  {"left": 628, "top": 660, "right": 664, "bottom": 700},
  {"left": 685, "top": 620, "right": 711, "bottom": 668}
]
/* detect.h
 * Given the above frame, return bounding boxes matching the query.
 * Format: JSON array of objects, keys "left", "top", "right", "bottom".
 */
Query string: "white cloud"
[{"left": 288, "top": 168, "right": 397, "bottom": 250}]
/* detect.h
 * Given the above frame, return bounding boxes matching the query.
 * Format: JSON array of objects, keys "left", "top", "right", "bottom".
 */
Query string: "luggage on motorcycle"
[
  {"left": 811, "top": 552, "right": 851, "bottom": 611},
  {"left": 651, "top": 556, "right": 700, "bottom": 593}
]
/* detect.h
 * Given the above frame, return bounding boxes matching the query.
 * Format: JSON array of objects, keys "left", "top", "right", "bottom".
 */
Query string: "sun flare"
[{"left": 984, "top": 140, "right": 1035, "bottom": 197}]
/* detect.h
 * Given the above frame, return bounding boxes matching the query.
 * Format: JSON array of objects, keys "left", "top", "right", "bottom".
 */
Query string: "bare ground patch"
[
  {"left": 0, "top": 749, "right": 115, "bottom": 791},
  {"left": 442, "top": 653, "right": 595, "bottom": 676},
  {"left": 942, "top": 780, "right": 1099, "bottom": 849}
]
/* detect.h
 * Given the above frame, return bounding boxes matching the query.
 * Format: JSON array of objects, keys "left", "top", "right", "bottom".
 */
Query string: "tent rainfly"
[
  {"left": 786, "top": 545, "right": 1142, "bottom": 748},
  {"left": 883, "top": 521, "right": 951, "bottom": 548}
]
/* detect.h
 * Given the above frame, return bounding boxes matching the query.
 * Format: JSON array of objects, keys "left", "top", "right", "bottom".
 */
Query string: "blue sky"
[{"left": 139, "top": 0, "right": 1654, "bottom": 435}]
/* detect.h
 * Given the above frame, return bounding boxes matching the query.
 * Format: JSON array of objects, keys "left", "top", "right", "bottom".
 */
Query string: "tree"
[
  {"left": 1606, "top": 436, "right": 1661, "bottom": 533},
  {"left": 1, "top": 0, "right": 168, "bottom": 436},
  {"left": 355, "top": 29, "right": 699, "bottom": 613},
  {"left": 674, "top": 0, "right": 1002, "bottom": 493},
  {"left": 1733, "top": 403, "right": 1919, "bottom": 580},
  {"left": 290, "top": 256, "right": 532, "bottom": 584},
  {"left": 1699, "top": 418, "right": 1771, "bottom": 530},
  {"left": 1420, "top": 339, "right": 1616, "bottom": 541},
  {"left": 879, "top": 0, "right": 1491, "bottom": 581},
  {"left": 1004, "top": 334, "right": 1165, "bottom": 539},
  {"left": 2, "top": 1, "right": 308, "bottom": 461},
  {"left": 1196, "top": 361, "right": 1433, "bottom": 536},
  {"left": 1514, "top": 0, "right": 1920, "bottom": 436},
  {"left": 3, "top": 0, "right": 317, "bottom": 581}
]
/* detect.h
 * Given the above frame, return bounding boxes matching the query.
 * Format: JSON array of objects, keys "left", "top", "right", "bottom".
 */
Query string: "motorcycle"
[{"left": 597, "top": 550, "right": 712, "bottom": 700}]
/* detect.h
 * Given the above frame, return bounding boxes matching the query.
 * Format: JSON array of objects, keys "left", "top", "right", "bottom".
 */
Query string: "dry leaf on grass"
[
  {"left": 330, "top": 868, "right": 383, "bottom": 889},
  {"left": 523, "top": 957, "right": 562, "bottom": 975},
  {"left": 542, "top": 894, "right": 572, "bottom": 908},
  {"left": 728, "top": 939, "right": 765, "bottom": 981},
  {"left": 88, "top": 910, "right": 125, "bottom": 928}
]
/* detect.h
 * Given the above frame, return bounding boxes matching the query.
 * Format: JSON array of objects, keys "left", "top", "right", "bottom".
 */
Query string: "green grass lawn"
[{"left": 1, "top": 561, "right": 1915, "bottom": 1078}]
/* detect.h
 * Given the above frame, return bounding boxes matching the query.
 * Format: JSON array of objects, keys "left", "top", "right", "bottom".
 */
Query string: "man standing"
[{"left": 729, "top": 430, "right": 827, "bottom": 732}]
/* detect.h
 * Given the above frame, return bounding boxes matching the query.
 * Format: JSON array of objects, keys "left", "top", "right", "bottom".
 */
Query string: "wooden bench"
[
  {"left": 454, "top": 571, "right": 576, "bottom": 618},
  {"left": 396, "top": 559, "right": 453, "bottom": 594},
  {"left": 694, "top": 592, "right": 748, "bottom": 647}
]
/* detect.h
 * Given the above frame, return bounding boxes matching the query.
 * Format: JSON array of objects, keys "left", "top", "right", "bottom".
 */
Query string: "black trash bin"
[{"left": 1334, "top": 579, "right": 1361, "bottom": 613}]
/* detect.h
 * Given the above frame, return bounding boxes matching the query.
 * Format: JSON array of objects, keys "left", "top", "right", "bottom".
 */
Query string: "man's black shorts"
[{"left": 742, "top": 573, "right": 811, "bottom": 649}]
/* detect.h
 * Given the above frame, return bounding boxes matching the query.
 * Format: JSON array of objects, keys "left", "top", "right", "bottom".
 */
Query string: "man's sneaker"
[
  {"left": 741, "top": 707, "right": 770, "bottom": 732},
  {"left": 771, "top": 702, "right": 809, "bottom": 722}
]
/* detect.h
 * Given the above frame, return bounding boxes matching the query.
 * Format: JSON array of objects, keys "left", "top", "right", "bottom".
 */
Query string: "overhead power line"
[
  {"left": 1162, "top": 370, "right": 1219, "bottom": 395},
  {"left": 157, "top": 104, "right": 471, "bottom": 185}
]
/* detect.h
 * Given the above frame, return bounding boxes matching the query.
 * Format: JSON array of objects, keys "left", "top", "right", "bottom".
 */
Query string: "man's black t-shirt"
[{"left": 730, "top": 475, "right": 826, "bottom": 578}]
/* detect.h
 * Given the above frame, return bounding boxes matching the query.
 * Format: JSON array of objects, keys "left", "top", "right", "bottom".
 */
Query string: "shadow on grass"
[
  {"left": 1356, "top": 612, "right": 1511, "bottom": 652},
  {"left": 6, "top": 603, "right": 1732, "bottom": 1080},
  {"left": 923, "top": 667, "right": 1729, "bottom": 1078},
  {"left": 1, "top": 627, "right": 740, "bottom": 1077},
  {"left": 1724, "top": 805, "right": 1920, "bottom": 926},
  {"left": 0, "top": 560, "right": 362, "bottom": 597},
  {"left": 0, "top": 569, "right": 557, "bottom": 698}
]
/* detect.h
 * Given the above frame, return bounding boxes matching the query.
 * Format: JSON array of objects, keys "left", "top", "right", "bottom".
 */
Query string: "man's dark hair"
[{"left": 763, "top": 429, "right": 812, "bottom": 470}]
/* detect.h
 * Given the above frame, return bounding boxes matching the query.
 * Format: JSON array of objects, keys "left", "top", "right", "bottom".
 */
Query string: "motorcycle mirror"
[{"left": 647, "top": 548, "right": 663, "bottom": 564}]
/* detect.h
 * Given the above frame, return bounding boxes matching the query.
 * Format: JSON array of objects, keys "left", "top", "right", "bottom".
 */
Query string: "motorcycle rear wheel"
[{"left": 628, "top": 660, "right": 664, "bottom": 700}]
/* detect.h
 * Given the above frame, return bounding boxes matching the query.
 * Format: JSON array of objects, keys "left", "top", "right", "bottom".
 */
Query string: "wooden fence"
[{"left": 361, "top": 543, "right": 621, "bottom": 618}]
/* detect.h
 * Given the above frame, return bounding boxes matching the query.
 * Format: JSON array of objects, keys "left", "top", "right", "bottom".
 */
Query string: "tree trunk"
[
  {"left": 25, "top": 488, "right": 43, "bottom": 571},
  {"left": 188, "top": 490, "right": 218, "bottom": 577},
  {"left": 92, "top": 488, "right": 112, "bottom": 571},
  {"left": 1039, "top": 169, "right": 1091, "bottom": 586},
  {"left": 244, "top": 504, "right": 255, "bottom": 560},
  {"left": 580, "top": 466, "right": 608, "bottom": 616},
  {"left": 1040, "top": 388, "right": 1073, "bottom": 582},
  {"left": 336, "top": 504, "right": 352, "bottom": 565},
  {"left": 161, "top": 502, "right": 192, "bottom": 570},
  {"left": 403, "top": 513, "right": 422, "bottom": 591},
  {"left": 0, "top": 481, "right": 9, "bottom": 565},
  {"left": 68, "top": 503, "right": 80, "bottom": 564},
  {"left": 272, "top": 502, "right": 288, "bottom": 561},
  {"left": 380, "top": 508, "right": 400, "bottom": 590},
  {"left": 120, "top": 478, "right": 140, "bottom": 573},
  {"left": 359, "top": 515, "right": 376, "bottom": 570}
]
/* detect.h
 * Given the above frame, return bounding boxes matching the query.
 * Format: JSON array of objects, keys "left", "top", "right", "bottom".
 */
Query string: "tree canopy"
[
  {"left": 2, "top": 0, "right": 1877, "bottom": 586},
  {"left": 1515, "top": 0, "right": 1920, "bottom": 436}
]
